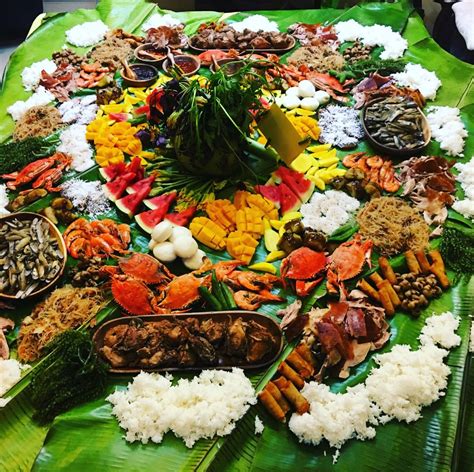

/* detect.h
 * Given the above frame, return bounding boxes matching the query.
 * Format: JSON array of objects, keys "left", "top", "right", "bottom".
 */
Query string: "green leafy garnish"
[
  {"left": 329, "top": 58, "right": 406, "bottom": 83},
  {"left": 440, "top": 222, "right": 474, "bottom": 282}
]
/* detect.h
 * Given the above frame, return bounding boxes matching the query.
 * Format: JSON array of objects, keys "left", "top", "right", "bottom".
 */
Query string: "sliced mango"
[
  {"left": 318, "top": 156, "right": 339, "bottom": 168},
  {"left": 264, "top": 228, "right": 280, "bottom": 252},
  {"left": 270, "top": 219, "right": 283, "bottom": 230},
  {"left": 248, "top": 262, "right": 277, "bottom": 275},
  {"left": 190, "top": 217, "right": 227, "bottom": 250},
  {"left": 307, "top": 144, "right": 332, "bottom": 153},
  {"left": 227, "top": 231, "right": 259, "bottom": 265},
  {"left": 266, "top": 250, "right": 286, "bottom": 262},
  {"left": 290, "top": 153, "right": 316, "bottom": 173},
  {"left": 281, "top": 212, "right": 302, "bottom": 222}
]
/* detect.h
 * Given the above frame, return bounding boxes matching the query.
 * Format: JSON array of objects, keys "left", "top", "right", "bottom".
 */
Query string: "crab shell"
[
  {"left": 155, "top": 273, "right": 211, "bottom": 312},
  {"left": 118, "top": 252, "right": 173, "bottom": 285},
  {"left": 328, "top": 235, "right": 372, "bottom": 282},
  {"left": 111, "top": 277, "right": 154, "bottom": 315},
  {"left": 280, "top": 247, "right": 327, "bottom": 280}
]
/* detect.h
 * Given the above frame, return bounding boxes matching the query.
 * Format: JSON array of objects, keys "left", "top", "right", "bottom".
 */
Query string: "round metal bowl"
[
  {"left": 0, "top": 212, "right": 67, "bottom": 300},
  {"left": 120, "top": 63, "right": 159, "bottom": 87},
  {"left": 362, "top": 97, "right": 431, "bottom": 158},
  {"left": 209, "top": 58, "right": 246, "bottom": 75}
]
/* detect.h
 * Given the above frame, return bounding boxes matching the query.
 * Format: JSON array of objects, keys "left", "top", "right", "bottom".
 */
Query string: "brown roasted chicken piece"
[
  {"left": 246, "top": 320, "right": 278, "bottom": 364},
  {"left": 226, "top": 318, "right": 247, "bottom": 357},
  {"left": 201, "top": 319, "right": 227, "bottom": 345}
]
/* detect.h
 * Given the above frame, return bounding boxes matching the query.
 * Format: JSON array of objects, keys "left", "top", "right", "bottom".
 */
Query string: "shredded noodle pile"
[
  {"left": 357, "top": 196, "right": 430, "bottom": 256},
  {"left": 13, "top": 105, "right": 63, "bottom": 141},
  {"left": 17, "top": 285, "right": 104, "bottom": 362}
]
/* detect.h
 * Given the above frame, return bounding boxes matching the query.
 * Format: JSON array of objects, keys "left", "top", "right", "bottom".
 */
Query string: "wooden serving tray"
[{"left": 93, "top": 310, "right": 283, "bottom": 373}]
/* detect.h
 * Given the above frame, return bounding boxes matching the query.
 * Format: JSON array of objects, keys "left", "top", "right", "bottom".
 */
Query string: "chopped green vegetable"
[
  {"left": 0, "top": 134, "right": 60, "bottom": 174},
  {"left": 440, "top": 222, "right": 474, "bottom": 281},
  {"left": 28, "top": 330, "right": 108, "bottom": 424},
  {"left": 329, "top": 58, "right": 406, "bottom": 83}
]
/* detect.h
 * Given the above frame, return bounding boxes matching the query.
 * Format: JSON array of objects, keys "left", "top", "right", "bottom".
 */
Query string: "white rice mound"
[
  {"left": 66, "top": 20, "right": 109, "bottom": 47},
  {"left": 452, "top": 157, "right": 474, "bottom": 220},
  {"left": 142, "top": 13, "right": 182, "bottom": 31},
  {"left": 21, "top": 59, "right": 57, "bottom": 91},
  {"left": 335, "top": 19, "right": 407, "bottom": 60},
  {"left": 107, "top": 368, "right": 256, "bottom": 448},
  {"left": 289, "top": 311, "right": 459, "bottom": 453},
  {"left": 230, "top": 15, "right": 279, "bottom": 33},
  {"left": 0, "top": 184, "right": 9, "bottom": 216},
  {"left": 427, "top": 106, "right": 468, "bottom": 157},
  {"left": 0, "top": 359, "right": 29, "bottom": 407},
  {"left": 392, "top": 63, "right": 442, "bottom": 100},
  {"left": 301, "top": 189, "right": 360, "bottom": 235},
  {"left": 289, "top": 383, "right": 379, "bottom": 448},
  {"left": 7, "top": 86, "right": 56, "bottom": 121},
  {"left": 254, "top": 415, "right": 264, "bottom": 435},
  {"left": 419, "top": 311, "right": 461, "bottom": 349},
  {"left": 57, "top": 124, "right": 94, "bottom": 172}
]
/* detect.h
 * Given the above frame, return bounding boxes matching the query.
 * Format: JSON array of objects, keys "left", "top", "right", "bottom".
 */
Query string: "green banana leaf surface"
[{"left": 0, "top": 1, "right": 473, "bottom": 471}]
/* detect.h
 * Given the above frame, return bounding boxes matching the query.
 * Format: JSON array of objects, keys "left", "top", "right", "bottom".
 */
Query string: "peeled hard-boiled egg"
[
  {"left": 297, "top": 80, "right": 316, "bottom": 98},
  {"left": 151, "top": 220, "right": 173, "bottom": 243},
  {"left": 169, "top": 225, "right": 192, "bottom": 242},
  {"left": 313, "top": 90, "right": 330, "bottom": 105},
  {"left": 300, "top": 97, "right": 320, "bottom": 111},
  {"left": 282, "top": 94, "right": 301, "bottom": 109},
  {"left": 152, "top": 241, "right": 176, "bottom": 262},
  {"left": 173, "top": 236, "right": 198, "bottom": 259},
  {"left": 286, "top": 86, "right": 300, "bottom": 97},
  {"left": 183, "top": 249, "right": 206, "bottom": 270}
]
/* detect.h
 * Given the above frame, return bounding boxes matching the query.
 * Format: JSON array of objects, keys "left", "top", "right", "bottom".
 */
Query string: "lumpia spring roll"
[
  {"left": 428, "top": 250, "right": 450, "bottom": 288},
  {"left": 266, "top": 381, "right": 290, "bottom": 414},
  {"left": 368, "top": 271, "right": 384, "bottom": 286},
  {"left": 404, "top": 250, "right": 421, "bottom": 274},
  {"left": 414, "top": 250, "right": 431, "bottom": 274},
  {"left": 276, "top": 377, "right": 310, "bottom": 414},
  {"left": 378, "top": 257, "right": 397, "bottom": 285},
  {"left": 295, "top": 343, "right": 317, "bottom": 367},
  {"left": 378, "top": 286, "right": 395, "bottom": 316},
  {"left": 258, "top": 388, "right": 286, "bottom": 422},
  {"left": 286, "top": 351, "right": 313, "bottom": 379},
  {"left": 376, "top": 279, "right": 401, "bottom": 307},
  {"left": 357, "top": 278, "right": 380, "bottom": 301},
  {"left": 278, "top": 361, "right": 305, "bottom": 389}
]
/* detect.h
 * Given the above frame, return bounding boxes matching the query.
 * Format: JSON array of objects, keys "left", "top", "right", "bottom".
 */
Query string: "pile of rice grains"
[{"left": 357, "top": 196, "right": 430, "bottom": 256}]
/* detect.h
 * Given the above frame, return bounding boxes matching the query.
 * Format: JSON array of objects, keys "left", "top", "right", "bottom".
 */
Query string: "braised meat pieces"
[{"left": 100, "top": 316, "right": 279, "bottom": 369}]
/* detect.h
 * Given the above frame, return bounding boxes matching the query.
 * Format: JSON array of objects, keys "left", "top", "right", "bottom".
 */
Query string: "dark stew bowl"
[{"left": 120, "top": 64, "right": 159, "bottom": 87}]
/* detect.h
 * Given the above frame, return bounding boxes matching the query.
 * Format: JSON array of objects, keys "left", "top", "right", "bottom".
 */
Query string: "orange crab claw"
[
  {"left": 111, "top": 277, "right": 154, "bottom": 315},
  {"left": 118, "top": 252, "right": 173, "bottom": 285}
]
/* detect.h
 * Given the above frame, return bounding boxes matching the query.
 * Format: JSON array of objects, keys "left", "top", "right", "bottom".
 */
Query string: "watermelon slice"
[
  {"left": 144, "top": 191, "right": 177, "bottom": 210},
  {"left": 116, "top": 185, "right": 152, "bottom": 217},
  {"left": 255, "top": 184, "right": 281, "bottom": 209},
  {"left": 273, "top": 166, "right": 314, "bottom": 203},
  {"left": 279, "top": 183, "right": 301, "bottom": 215},
  {"left": 126, "top": 176, "right": 155, "bottom": 194},
  {"left": 135, "top": 193, "right": 177, "bottom": 233},
  {"left": 165, "top": 206, "right": 197, "bottom": 226},
  {"left": 102, "top": 172, "right": 137, "bottom": 201},
  {"left": 99, "top": 162, "right": 127, "bottom": 181}
]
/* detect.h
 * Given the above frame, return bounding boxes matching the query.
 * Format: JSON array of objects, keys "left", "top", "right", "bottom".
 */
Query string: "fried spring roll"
[
  {"left": 258, "top": 388, "right": 286, "bottom": 422},
  {"left": 357, "top": 278, "right": 380, "bottom": 301},
  {"left": 428, "top": 250, "right": 450, "bottom": 288},
  {"left": 286, "top": 351, "right": 313, "bottom": 379},
  {"left": 266, "top": 381, "right": 290, "bottom": 414},
  {"left": 278, "top": 361, "right": 305, "bottom": 389},
  {"left": 369, "top": 271, "right": 384, "bottom": 286},
  {"left": 378, "top": 287, "right": 395, "bottom": 315},
  {"left": 295, "top": 343, "right": 317, "bottom": 367},
  {"left": 378, "top": 257, "right": 397, "bottom": 285},
  {"left": 414, "top": 250, "right": 431, "bottom": 274},
  {"left": 275, "top": 377, "right": 310, "bottom": 414},
  {"left": 376, "top": 279, "right": 401, "bottom": 307},
  {"left": 404, "top": 250, "right": 421, "bottom": 274}
]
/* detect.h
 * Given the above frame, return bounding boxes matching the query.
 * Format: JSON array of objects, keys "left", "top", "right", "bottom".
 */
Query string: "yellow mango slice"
[
  {"left": 266, "top": 250, "right": 286, "bottom": 262},
  {"left": 248, "top": 262, "right": 277, "bottom": 275},
  {"left": 264, "top": 228, "right": 280, "bottom": 252}
]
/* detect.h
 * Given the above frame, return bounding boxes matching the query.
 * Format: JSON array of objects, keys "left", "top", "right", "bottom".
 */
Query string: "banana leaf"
[{"left": 0, "top": 2, "right": 473, "bottom": 471}]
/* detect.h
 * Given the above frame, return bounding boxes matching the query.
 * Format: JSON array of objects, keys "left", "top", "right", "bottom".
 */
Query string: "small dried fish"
[
  {"left": 0, "top": 217, "right": 63, "bottom": 298},
  {"left": 365, "top": 96, "right": 425, "bottom": 150}
]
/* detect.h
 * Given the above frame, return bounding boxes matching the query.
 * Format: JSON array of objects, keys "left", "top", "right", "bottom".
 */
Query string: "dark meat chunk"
[
  {"left": 100, "top": 346, "right": 130, "bottom": 368},
  {"left": 177, "top": 345, "right": 197, "bottom": 367},
  {"left": 226, "top": 318, "right": 247, "bottom": 357},
  {"left": 201, "top": 319, "right": 226, "bottom": 345},
  {"left": 245, "top": 320, "right": 278, "bottom": 363},
  {"left": 189, "top": 335, "right": 217, "bottom": 365}
]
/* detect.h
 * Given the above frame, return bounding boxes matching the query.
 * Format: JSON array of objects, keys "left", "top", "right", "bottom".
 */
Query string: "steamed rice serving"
[
  {"left": 66, "top": 20, "right": 109, "bottom": 47},
  {"left": 7, "top": 86, "right": 55, "bottom": 121},
  {"left": 290, "top": 312, "right": 459, "bottom": 453},
  {"left": 0, "top": 359, "right": 30, "bottom": 407},
  {"left": 107, "top": 368, "right": 256, "bottom": 447}
]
